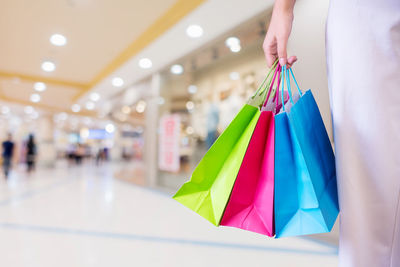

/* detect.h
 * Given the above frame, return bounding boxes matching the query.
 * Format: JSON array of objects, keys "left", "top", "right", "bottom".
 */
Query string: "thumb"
[{"left": 277, "top": 37, "right": 288, "bottom": 66}]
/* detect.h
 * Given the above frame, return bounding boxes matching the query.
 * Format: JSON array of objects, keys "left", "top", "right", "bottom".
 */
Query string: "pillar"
[
  {"left": 144, "top": 73, "right": 160, "bottom": 187},
  {"left": 37, "top": 115, "right": 56, "bottom": 168}
]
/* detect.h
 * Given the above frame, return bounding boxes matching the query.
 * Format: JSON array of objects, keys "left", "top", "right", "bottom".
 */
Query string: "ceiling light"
[
  {"left": 188, "top": 85, "right": 198, "bottom": 94},
  {"left": 34, "top": 82, "right": 46, "bottom": 92},
  {"left": 139, "top": 58, "right": 152, "bottom": 69},
  {"left": 225, "top": 36, "right": 240, "bottom": 47},
  {"left": 71, "top": 104, "right": 81, "bottom": 113},
  {"left": 80, "top": 127, "right": 90, "bottom": 139},
  {"left": 186, "top": 101, "right": 194, "bottom": 110},
  {"left": 41, "top": 61, "right": 56, "bottom": 72},
  {"left": 30, "top": 93, "right": 41, "bottom": 103},
  {"left": 85, "top": 101, "right": 95, "bottom": 110},
  {"left": 229, "top": 72, "right": 240, "bottom": 81},
  {"left": 1, "top": 106, "right": 10, "bottom": 114},
  {"left": 112, "top": 77, "right": 124, "bottom": 87},
  {"left": 90, "top": 93, "right": 100, "bottom": 102},
  {"left": 186, "top": 24, "right": 203, "bottom": 38},
  {"left": 121, "top": 106, "right": 131, "bottom": 114},
  {"left": 105, "top": 123, "right": 115, "bottom": 133},
  {"left": 230, "top": 44, "right": 241, "bottom": 53},
  {"left": 136, "top": 100, "right": 146, "bottom": 113},
  {"left": 170, "top": 64, "right": 184, "bottom": 75},
  {"left": 24, "top": 106, "right": 34, "bottom": 114},
  {"left": 50, "top": 34, "right": 67, "bottom": 46}
]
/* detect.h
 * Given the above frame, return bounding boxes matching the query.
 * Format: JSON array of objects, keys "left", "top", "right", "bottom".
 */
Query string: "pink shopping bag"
[
  {"left": 220, "top": 111, "right": 275, "bottom": 236},
  {"left": 220, "top": 67, "right": 281, "bottom": 236}
]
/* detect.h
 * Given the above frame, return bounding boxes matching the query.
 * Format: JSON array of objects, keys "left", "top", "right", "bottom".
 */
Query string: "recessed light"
[
  {"left": 34, "top": 82, "right": 47, "bottom": 92},
  {"left": 229, "top": 72, "right": 240, "bottom": 81},
  {"left": 1, "top": 106, "right": 10, "bottom": 114},
  {"left": 41, "top": 61, "right": 56, "bottom": 72},
  {"left": 85, "top": 101, "right": 95, "bottom": 110},
  {"left": 121, "top": 106, "right": 131, "bottom": 114},
  {"left": 90, "top": 93, "right": 100, "bottom": 102},
  {"left": 225, "top": 36, "right": 240, "bottom": 47},
  {"left": 71, "top": 104, "right": 81, "bottom": 113},
  {"left": 24, "top": 106, "right": 34, "bottom": 114},
  {"left": 80, "top": 128, "right": 90, "bottom": 139},
  {"left": 136, "top": 100, "right": 146, "bottom": 113},
  {"left": 186, "top": 24, "right": 203, "bottom": 38},
  {"left": 170, "top": 64, "right": 184, "bottom": 75},
  {"left": 188, "top": 85, "right": 198, "bottom": 94},
  {"left": 50, "top": 34, "right": 67, "bottom": 46},
  {"left": 186, "top": 101, "right": 194, "bottom": 110},
  {"left": 105, "top": 123, "right": 115, "bottom": 133},
  {"left": 112, "top": 77, "right": 124, "bottom": 87},
  {"left": 139, "top": 58, "right": 152, "bottom": 69},
  {"left": 230, "top": 44, "right": 241, "bottom": 53},
  {"left": 30, "top": 93, "right": 41, "bottom": 103}
]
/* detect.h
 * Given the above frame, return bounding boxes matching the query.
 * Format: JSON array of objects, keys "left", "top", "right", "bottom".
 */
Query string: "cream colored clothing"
[{"left": 326, "top": 0, "right": 400, "bottom": 266}]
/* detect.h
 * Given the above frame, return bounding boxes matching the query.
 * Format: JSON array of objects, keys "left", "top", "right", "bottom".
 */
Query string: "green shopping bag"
[
  {"left": 173, "top": 62, "right": 278, "bottom": 226},
  {"left": 173, "top": 104, "right": 260, "bottom": 225}
]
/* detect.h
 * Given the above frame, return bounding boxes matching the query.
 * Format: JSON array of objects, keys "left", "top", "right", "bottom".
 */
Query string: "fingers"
[
  {"left": 277, "top": 37, "right": 288, "bottom": 67},
  {"left": 263, "top": 36, "right": 277, "bottom": 68},
  {"left": 263, "top": 34, "right": 297, "bottom": 69},
  {"left": 286, "top": 56, "right": 297, "bottom": 68},
  {"left": 265, "top": 53, "right": 277, "bottom": 68}
]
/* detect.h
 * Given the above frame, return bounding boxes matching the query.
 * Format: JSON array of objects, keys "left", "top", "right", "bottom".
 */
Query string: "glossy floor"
[{"left": 0, "top": 162, "right": 338, "bottom": 267}]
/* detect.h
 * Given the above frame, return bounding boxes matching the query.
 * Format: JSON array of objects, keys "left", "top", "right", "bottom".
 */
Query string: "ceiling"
[
  {"left": 0, "top": 0, "right": 203, "bottom": 113},
  {"left": 0, "top": 0, "right": 274, "bottom": 116}
]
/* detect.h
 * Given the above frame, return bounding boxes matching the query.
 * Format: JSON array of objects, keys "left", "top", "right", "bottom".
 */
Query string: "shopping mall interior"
[{"left": 0, "top": 0, "right": 339, "bottom": 266}]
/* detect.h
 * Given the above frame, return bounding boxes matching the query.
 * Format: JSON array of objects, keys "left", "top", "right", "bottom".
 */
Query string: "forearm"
[{"left": 273, "top": 0, "right": 296, "bottom": 14}]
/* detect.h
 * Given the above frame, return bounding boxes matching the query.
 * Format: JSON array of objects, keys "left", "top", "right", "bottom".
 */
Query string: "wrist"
[{"left": 274, "top": 0, "right": 295, "bottom": 16}]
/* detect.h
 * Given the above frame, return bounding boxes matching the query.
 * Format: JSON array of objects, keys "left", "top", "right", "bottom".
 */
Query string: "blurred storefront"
[{"left": 0, "top": 0, "right": 331, "bottom": 192}]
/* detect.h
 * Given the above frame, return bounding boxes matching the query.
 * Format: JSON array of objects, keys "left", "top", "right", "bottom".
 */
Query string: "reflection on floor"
[{"left": 0, "top": 162, "right": 338, "bottom": 267}]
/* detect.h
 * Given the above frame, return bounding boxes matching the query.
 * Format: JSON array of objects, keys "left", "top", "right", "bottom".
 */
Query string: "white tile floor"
[{"left": 0, "top": 162, "right": 338, "bottom": 267}]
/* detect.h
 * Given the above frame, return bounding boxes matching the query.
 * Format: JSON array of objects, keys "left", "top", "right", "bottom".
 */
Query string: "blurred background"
[{"left": 0, "top": 0, "right": 338, "bottom": 266}]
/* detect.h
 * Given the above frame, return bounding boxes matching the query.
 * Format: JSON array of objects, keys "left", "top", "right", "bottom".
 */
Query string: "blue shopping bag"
[{"left": 274, "top": 66, "right": 339, "bottom": 238}]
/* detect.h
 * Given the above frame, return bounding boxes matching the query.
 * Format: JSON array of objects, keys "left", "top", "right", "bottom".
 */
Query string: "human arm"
[{"left": 263, "top": 0, "right": 297, "bottom": 67}]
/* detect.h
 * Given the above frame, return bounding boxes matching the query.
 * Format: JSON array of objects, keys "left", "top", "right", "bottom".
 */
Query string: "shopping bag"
[
  {"left": 274, "top": 66, "right": 339, "bottom": 238},
  {"left": 220, "top": 66, "right": 281, "bottom": 236},
  {"left": 173, "top": 104, "right": 259, "bottom": 225},
  {"left": 173, "top": 63, "right": 280, "bottom": 226}
]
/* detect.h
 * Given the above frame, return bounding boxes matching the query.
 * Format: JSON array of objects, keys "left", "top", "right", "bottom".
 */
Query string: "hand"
[{"left": 263, "top": 1, "right": 297, "bottom": 68}]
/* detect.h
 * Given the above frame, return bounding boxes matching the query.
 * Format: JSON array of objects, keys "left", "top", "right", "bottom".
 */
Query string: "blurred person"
[
  {"left": 103, "top": 147, "right": 109, "bottom": 161},
  {"left": 75, "top": 144, "right": 85, "bottom": 165},
  {"left": 2, "top": 133, "right": 14, "bottom": 178},
  {"left": 96, "top": 147, "right": 105, "bottom": 165},
  {"left": 66, "top": 143, "right": 76, "bottom": 166},
  {"left": 26, "top": 134, "right": 37, "bottom": 173},
  {"left": 263, "top": 0, "right": 400, "bottom": 266}
]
